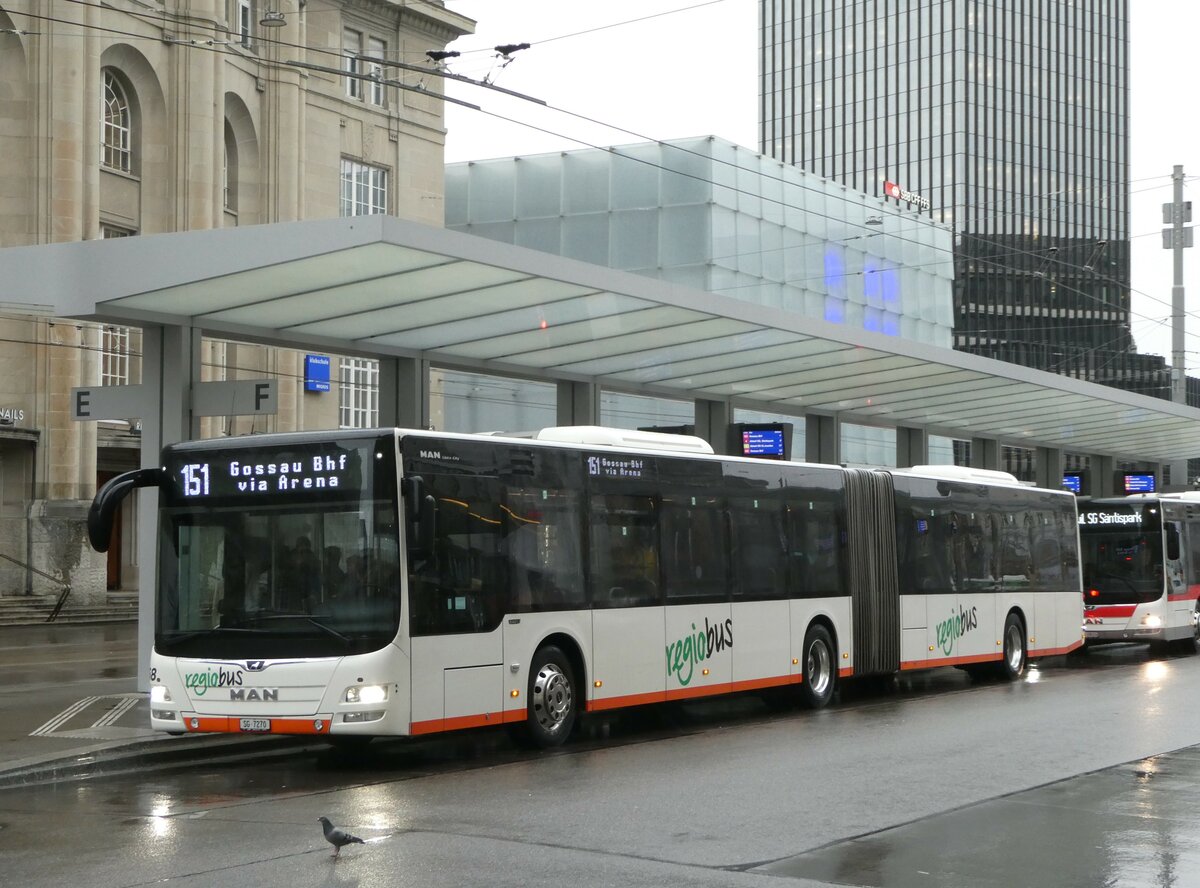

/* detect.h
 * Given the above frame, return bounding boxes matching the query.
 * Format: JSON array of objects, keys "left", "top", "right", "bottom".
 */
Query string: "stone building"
[{"left": 0, "top": 0, "right": 471, "bottom": 604}]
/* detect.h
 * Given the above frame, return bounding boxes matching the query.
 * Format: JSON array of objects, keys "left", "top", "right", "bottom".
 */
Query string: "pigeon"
[{"left": 318, "top": 816, "right": 365, "bottom": 857}]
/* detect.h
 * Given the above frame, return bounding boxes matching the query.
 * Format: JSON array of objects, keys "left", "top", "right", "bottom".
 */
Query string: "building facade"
[
  {"left": 758, "top": 1, "right": 1180, "bottom": 402},
  {"left": 0, "top": 0, "right": 471, "bottom": 602}
]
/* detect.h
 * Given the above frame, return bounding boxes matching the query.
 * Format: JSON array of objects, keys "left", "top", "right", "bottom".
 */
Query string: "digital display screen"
[
  {"left": 1062, "top": 473, "right": 1082, "bottom": 494},
  {"left": 1123, "top": 473, "right": 1156, "bottom": 493},
  {"left": 741, "top": 428, "right": 785, "bottom": 458},
  {"left": 163, "top": 440, "right": 369, "bottom": 503},
  {"left": 1079, "top": 509, "right": 1143, "bottom": 527}
]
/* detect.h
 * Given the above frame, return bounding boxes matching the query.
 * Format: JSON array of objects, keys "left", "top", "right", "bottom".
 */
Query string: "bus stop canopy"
[{"left": 5, "top": 214, "right": 1199, "bottom": 462}]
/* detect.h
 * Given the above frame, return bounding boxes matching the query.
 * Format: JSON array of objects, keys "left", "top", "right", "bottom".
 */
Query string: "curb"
[{"left": 0, "top": 733, "right": 323, "bottom": 788}]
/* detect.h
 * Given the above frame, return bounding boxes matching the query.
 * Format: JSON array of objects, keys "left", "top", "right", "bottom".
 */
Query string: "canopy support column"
[
  {"left": 806, "top": 414, "right": 840, "bottom": 464},
  {"left": 970, "top": 437, "right": 1001, "bottom": 471},
  {"left": 557, "top": 381, "right": 600, "bottom": 426},
  {"left": 896, "top": 425, "right": 928, "bottom": 468},
  {"left": 1037, "top": 447, "right": 1064, "bottom": 491},
  {"left": 136, "top": 323, "right": 200, "bottom": 690},
  {"left": 378, "top": 357, "right": 429, "bottom": 430},
  {"left": 695, "top": 398, "right": 731, "bottom": 455}
]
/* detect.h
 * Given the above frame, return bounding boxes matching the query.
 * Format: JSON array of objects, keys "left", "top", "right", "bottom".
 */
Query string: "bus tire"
[
  {"left": 526, "top": 645, "right": 577, "bottom": 748},
  {"left": 996, "top": 612, "right": 1027, "bottom": 681},
  {"left": 1178, "top": 604, "right": 1200, "bottom": 655},
  {"left": 798, "top": 624, "right": 836, "bottom": 709}
]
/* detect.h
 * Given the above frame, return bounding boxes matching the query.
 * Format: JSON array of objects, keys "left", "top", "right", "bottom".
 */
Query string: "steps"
[{"left": 0, "top": 591, "right": 139, "bottom": 626}]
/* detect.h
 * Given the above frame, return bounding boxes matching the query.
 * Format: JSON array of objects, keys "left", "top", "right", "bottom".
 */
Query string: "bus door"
[
  {"left": 660, "top": 491, "right": 732, "bottom": 697},
  {"left": 588, "top": 491, "right": 667, "bottom": 708},
  {"left": 500, "top": 480, "right": 590, "bottom": 721},
  {"left": 1163, "top": 508, "right": 1191, "bottom": 626},
  {"left": 407, "top": 471, "right": 506, "bottom": 734}
]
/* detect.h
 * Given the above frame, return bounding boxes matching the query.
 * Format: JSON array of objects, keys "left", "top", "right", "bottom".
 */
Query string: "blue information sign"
[{"left": 304, "top": 354, "right": 331, "bottom": 393}]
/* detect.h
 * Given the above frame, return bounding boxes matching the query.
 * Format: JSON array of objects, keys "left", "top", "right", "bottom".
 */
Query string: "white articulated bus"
[
  {"left": 1078, "top": 493, "right": 1200, "bottom": 652},
  {"left": 88, "top": 426, "right": 1083, "bottom": 748}
]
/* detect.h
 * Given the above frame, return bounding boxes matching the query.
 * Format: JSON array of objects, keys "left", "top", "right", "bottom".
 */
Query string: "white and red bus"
[
  {"left": 89, "top": 426, "right": 1083, "bottom": 748},
  {"left": 1078, "top": 493, "right": 1200, "bottom": 652}
]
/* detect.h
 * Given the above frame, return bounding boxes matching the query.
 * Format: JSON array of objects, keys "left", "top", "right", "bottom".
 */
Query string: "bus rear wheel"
[
  {"left": 526, "top": 645, "right": 577, "bottom": 748},
  {"left": 798, "top": 624, "right": 836, "bottom": 709},
  {"left": 996, "top": 612, "right": 1027, "bottom": 681}
]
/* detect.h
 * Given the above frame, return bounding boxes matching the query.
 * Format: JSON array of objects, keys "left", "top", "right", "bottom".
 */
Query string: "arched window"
[{"left": 102, "top": 69, "right": 132, "bottom": 172}]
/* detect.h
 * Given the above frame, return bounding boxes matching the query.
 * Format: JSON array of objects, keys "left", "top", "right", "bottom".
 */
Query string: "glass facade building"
[
  {"left": 445, "top": 137, "right": 954, "bottom": 462},
  {"left": 759, "top": 1, "right": 1177, "bottom": 400},
  {"left": 447, "top": 137, "right": 954, "bottom": 347}
]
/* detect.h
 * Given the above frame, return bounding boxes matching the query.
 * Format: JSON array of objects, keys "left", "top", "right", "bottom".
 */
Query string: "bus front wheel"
[
  {"left": 996, "top": 612, "right": 1027, "bottom": 681},
  {"left": 526, "top": 645, "right": 577, "bottom": 748},
  {"left": 798, "top": 624, "right": 836, "bottom": 709}
]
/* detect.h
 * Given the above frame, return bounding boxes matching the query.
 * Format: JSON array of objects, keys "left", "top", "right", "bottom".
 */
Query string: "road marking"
[
  {"left": 31, "top": 696, "right": 100, "bottom": 736},
  {"left": 30, "top": 693, "right": 144, "bottom": 736},
  {"left": 92, "top": 694, "right": 140, "bottom": 728}
]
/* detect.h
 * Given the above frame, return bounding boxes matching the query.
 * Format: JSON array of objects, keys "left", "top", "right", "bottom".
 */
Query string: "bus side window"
[
  {"left": 504, "top": 485, "right": 585, "bottom": 613},
  {"left": 589, "top": 495, "right": 659, "bottom": 608},
  {"left": 409, "top": 474, "right": 509, "bottom": 636}
]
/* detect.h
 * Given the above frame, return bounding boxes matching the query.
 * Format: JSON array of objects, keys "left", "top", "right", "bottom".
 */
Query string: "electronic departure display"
[
  {"left": 729, "top": 422, "right": 792, "bottom": 460},
  {"left": 1123, "top": 472, "right": 1156, "bottom": 494},
  {"left": 742, "top": 428, "right": 785, "bottom": 458},
  {"left": 1062, "top": 472, "right": 1083, "bottom": 494},
  {"left": 164, "top": 440, "right": 368, "bottom": 502}
]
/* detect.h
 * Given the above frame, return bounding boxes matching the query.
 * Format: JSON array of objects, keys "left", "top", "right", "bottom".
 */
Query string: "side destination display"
[{"left": 164, "top": 441, "right": 366, "bottom": 501}]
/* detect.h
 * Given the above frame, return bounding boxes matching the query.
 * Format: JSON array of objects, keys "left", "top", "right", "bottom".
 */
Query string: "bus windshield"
[
  {"left": 156, "top": 434, "right": 400, "bottom": 658},
  {"left": 1080, "top": 525, "right": 1164, "bottom": 605}
]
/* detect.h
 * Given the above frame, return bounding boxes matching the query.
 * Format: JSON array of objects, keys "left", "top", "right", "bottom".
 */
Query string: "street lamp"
[{"left": 259, "top": 10, "right": 286, "bottom": 27}]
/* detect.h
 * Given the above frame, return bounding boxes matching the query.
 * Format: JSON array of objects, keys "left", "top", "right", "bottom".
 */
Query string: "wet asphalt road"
[{"left": 5, "top": 639, "right": 1200, "bottom": 886}]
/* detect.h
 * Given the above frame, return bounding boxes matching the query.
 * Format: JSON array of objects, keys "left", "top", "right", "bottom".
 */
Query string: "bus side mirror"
[
  {"left": 88, "top": 467, "right": 164, "bottom": 552},
  {"left": 404, "top": 475, "right": 425, "bottom": 522},
  {"left": 403, "top": 476, "right": 437, "bottom": 556},
  {"left": 417, "top": 494, "right": 437, "bottom": 554},
  {"left": 1167, "top": 524, "right": 1181, "bottom": 561}
]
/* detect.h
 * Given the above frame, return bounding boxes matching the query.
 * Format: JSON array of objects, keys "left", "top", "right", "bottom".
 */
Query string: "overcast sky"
[{"left": 439, "top": 1, "right": 1200, "bottom": 371}]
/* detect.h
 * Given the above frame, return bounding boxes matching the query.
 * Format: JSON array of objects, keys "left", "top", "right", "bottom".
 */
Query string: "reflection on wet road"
[{"left": 758, "top": 747, "right": 1200, "bottom": 888}]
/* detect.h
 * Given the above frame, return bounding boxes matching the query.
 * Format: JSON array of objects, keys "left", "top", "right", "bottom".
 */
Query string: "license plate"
[{"left": 239, "top": 718, "right": 270, "bottom": 733}]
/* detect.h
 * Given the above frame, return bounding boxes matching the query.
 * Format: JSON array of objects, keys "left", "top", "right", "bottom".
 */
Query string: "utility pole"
[{"left": 1163, "top": 164, "right": 1192, "bottom": 489}]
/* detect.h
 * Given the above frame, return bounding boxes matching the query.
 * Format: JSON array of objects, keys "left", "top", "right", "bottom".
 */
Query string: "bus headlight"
[
  {"left": 1142, "top": 615, "right": 1164, "bottom": 629},
  {"left": 150, "top": 686, "right": 172, "bottom": 704},
  {"left": 344, "top": 684, "right": 389, "bottom": 705}
]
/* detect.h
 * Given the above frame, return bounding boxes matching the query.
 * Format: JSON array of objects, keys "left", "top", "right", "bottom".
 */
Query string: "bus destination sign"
[
  {"left": 1079, "top": 510, "right": 1142, "bottom": 527},
  {"left": 586, "top": 454, "right": 646, "bottom": 480},
  {"left": 169, "top": 445, "right": 363, "bottom": 500}
]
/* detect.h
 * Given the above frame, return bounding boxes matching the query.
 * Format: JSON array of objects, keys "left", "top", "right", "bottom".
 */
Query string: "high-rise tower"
[{"left": 760, "top": 1, "right": 1172, "bottom": 397}]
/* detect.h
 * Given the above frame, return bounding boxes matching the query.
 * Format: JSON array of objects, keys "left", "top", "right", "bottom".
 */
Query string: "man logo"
[
  {"left": 245, "top": 660, "right": 266, "bottom": 671},
  {"left": 419, "top": 450, "right": 442, "bottom": 460},
  {"left": 230, "top": 688, "right": 279, "bottom": 702}
]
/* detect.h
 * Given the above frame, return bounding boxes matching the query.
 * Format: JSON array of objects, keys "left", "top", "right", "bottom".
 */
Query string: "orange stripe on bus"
[
  {"left": 587, "top": 690, "right": 668, "bottom": 712},
  {"left": 900, "top": 652, "right": 998, "bottom": 670},
  {"left": 1032, "top": 640, "right": 1084, "bottom": 656},
  {"left": 410, "top": 711, "right": 518, "bottom": 735}
]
